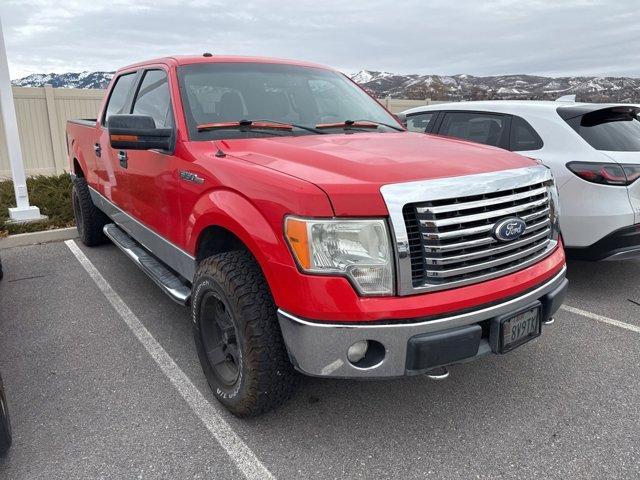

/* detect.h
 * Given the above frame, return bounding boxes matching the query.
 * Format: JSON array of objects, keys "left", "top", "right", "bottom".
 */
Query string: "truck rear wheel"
[
  {"left": 72, "top": 177, "right": 109, "bottom": 247},
  {"left": 191, "top": 250, "right": 297, "bottom": 417},
  {"left": 0, "top": 374, "right": 12, "bottom": 456}
]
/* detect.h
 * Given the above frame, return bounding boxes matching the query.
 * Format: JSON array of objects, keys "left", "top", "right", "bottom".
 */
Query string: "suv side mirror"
[{"left": 108, "top": 114, "right": 173, "bottom": 151}]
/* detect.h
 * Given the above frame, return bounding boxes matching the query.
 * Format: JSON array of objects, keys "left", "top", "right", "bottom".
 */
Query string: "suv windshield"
[
  {"left": 564, "top": 107, "right": 640, "bottom": 152},
  {"left": 178, "top": 62, "right": 402, "bottom": 140}
]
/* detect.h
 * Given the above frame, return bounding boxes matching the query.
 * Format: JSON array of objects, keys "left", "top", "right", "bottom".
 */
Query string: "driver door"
[{"left": 123, "top": 68, "right": 183, "bottom": 246}]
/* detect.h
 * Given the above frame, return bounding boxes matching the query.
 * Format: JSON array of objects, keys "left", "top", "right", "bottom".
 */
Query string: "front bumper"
[
  {"left": 278, "top": 266, "right": 567, "bottom": 378},
  {"left": 565, "top": 224, "right": 640, "bottom": 261}
]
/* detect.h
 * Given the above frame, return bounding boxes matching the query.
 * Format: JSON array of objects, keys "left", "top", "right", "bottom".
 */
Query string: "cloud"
[{"left": 1, "top": 0, "right": 639, "bottom": 78}]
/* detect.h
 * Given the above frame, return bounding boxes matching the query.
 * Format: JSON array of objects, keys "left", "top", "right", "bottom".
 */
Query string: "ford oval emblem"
[{"left": 493, "top": 217, "right": 526, "bottom": 242}]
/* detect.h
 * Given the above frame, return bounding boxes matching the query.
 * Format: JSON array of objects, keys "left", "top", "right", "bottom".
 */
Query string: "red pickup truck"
[{"left": 67, "top": 55, "right": 567, "bottom": 416}]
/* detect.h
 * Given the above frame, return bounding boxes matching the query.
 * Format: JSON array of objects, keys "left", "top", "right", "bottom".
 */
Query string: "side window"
[
  {"left": 438, "top": 112, "right": 508, "bottom": 148},
  {"left": 132, "top": 70, "right": 173, "bottom": 128},
  {"left": 406, "top": 112, "right": 435, "bottom": 133},
  {"left": 103, "top": 73, "right": 136, "bottom": 125},
  {"left": 510, "top": 116, "right": 543, "bottom": 151}
]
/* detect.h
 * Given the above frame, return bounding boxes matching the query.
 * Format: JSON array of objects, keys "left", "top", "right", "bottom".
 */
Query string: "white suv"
[{"left": 400, "top": 101, "right": 640, "bottom": 260}]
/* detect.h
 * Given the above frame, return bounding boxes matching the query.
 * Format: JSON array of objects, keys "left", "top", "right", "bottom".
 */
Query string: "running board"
[{"left": 103, "top": 223, "right": 191, "bottom": 305}]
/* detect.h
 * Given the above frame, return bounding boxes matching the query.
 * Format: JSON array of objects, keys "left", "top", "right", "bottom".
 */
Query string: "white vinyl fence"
[
  {"left": 0, "top": 86, "right": 438, "bottom": 179},
  {"left": 0, "top": 86, "right": 104, "bottom": 178}
]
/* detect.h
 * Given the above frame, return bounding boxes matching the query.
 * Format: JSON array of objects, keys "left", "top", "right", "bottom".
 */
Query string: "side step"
[{"left": 103, "top": 223, "right": 191, "bottom": 305}]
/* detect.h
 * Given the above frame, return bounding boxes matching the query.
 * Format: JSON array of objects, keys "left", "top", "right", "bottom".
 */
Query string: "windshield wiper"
[
  {"left": 197, "top": 119, "right": 325, "bottom": 134},
  {"left": 315, "top": 119, "right": 405, "bottom": 132}
]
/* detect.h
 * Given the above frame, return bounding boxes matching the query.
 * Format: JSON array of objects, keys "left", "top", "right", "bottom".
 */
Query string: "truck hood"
[{"left": 218, "top": 132, "right": 536, "bottom": 215}]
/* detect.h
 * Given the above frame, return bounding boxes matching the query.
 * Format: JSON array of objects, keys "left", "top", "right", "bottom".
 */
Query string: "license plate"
[{"left": 500, "top": 306, "right": 541, "bottom": 353}]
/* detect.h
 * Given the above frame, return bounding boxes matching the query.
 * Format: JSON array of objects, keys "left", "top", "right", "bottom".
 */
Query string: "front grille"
[{"left": 403, "top": 181, "right": 553, "bottom": 288}]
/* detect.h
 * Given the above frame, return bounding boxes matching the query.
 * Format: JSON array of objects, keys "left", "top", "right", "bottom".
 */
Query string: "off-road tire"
[
  {"left": 72, "top": 177, "right": 109, "bottom": 246},
  {"left": 0, "top": 373, "right": 12, "bottom": 456},
  {"left": 192, "top": 250, "right": 298, "bottom": 417}
]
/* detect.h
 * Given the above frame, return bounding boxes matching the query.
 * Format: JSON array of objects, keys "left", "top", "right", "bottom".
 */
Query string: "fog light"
[{"left": 347, "top": 340, "right": 369, "bottom": 363}]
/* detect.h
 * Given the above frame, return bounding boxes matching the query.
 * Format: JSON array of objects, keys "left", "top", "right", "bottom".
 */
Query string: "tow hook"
[
  {"left": 426, "top": 366, "right": 450, "bottom": 380},
  {"left": 543, "top": 317, "right": 555, "bottom": 325}
]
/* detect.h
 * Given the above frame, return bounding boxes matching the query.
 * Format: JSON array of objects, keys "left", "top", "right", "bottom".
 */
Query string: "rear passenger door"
[{"left": 435, "top": 111, "right": 511, "bottom": 149}]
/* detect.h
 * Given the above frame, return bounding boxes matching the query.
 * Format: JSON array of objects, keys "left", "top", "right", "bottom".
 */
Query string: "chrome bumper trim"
[{"left": 277, "top": 265, "right": 566, "bottom": 378}]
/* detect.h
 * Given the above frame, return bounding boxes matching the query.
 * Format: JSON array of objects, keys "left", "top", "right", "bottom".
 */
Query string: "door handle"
[
  {"left": 93, "top": 143, "right": 101, "bottom": 157},
  {"left": 118, "top": 151, "right": 128, "bottom": 168}
]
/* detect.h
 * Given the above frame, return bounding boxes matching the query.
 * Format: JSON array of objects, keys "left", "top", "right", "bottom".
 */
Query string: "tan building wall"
[{"left": 0, "top": 87, "right": 439, "bottom": 179}]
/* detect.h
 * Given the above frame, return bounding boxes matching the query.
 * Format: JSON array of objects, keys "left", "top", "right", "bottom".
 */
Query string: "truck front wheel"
[
  {"left": 191, "top": 250, "right": 297, "bottom": 417},
  {"left": 72, "top": 177, "right": 109, "bottom": 247}
]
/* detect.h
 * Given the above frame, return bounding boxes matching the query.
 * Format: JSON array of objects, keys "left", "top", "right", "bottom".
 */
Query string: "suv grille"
[{"left": 403, "top": 181, "right": 553, "bottom": 288}]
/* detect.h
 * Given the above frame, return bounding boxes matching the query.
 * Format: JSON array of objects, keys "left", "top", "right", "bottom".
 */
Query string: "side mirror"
[
  {"left": 108, "top": 114, "right": 173, "bottom": 151},
  {"left": 395, "top": 113, "right": 407, "bottom": 127}
]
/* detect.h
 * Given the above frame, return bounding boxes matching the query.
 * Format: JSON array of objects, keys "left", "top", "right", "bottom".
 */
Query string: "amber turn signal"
[
  {"left": 285, "top": 218, "right": 311, "bottom": 269},
  {"left": 110, "top": 134, "right": 139, "bottom": 142}
]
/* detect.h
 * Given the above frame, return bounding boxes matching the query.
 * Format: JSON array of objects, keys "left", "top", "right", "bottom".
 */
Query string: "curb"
[{"left": 0, "top": 227, "right": 78, "bottom": 250}]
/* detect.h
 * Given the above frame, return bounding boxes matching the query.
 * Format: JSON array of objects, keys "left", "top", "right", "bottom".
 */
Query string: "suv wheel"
[{"left": 191, "top": 250, "right": 298, "bottom": 417}]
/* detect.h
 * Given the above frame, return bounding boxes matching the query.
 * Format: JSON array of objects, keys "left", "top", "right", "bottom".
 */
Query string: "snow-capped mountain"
[
  {"left": 11, "top": 69, "right": 640, "bottom": 102},
  {"left": 12, "top": 71, "right": 114, "bottom": 89},
  {"left": 349, "top": 70, "right": 640, "bottom": 103}
]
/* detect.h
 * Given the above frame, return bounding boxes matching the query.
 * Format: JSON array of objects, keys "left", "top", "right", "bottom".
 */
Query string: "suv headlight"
[{"left": 284, "top": 216, "right": 394, "bottom": 296}]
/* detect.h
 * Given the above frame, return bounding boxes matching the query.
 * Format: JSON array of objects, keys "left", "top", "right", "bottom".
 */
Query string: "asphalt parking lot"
[{"left": 0, "top": 240, "right": 639, "bottom": 480}]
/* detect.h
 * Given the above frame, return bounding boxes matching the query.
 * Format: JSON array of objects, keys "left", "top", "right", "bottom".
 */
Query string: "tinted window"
[
  {"left": 104, "top": 73, "right": 136, "bottom": 125},
  {"left": 178, "top": 63, "right": 401, "bottom": 140},
  {"left": 566, "top": 109, "right": 640, "bottom": 152},
  {"left": 510, "top": 116, "right": 543, "bottom": 151},
  {"left": 406, "top": 112, "right": 435, "bottom": 133},
  {"left": 132, "top": 70, "right": 173, "bottom": 128},
  {"left": 438, "top": 112, "right": 507, "bottom": 147}
]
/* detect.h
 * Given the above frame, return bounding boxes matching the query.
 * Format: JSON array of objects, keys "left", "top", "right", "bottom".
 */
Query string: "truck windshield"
[{"left": 177, "top": 62, "right": 403, "bottom": 140}]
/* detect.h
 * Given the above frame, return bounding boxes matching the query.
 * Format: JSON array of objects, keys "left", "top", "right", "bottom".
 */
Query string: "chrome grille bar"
[
  {"left": 425, "top": 229, "right": 551, "bottom": 265},
  {"left": 417, "top": 185, "right": 549, "bottom": 215},
  {"left": 421, "top": 196, "right": 549, "bottom": 228},
  {"left": 425, "top": 218, "right": 551, "bottom": 253}
]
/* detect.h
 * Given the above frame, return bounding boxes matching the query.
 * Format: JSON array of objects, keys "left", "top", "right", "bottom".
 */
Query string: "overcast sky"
[{"left": 1, "top": 0, "right": 639, "bottom": 79}]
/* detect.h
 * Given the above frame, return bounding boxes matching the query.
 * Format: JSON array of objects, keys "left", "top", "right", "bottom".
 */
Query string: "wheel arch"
[{"left": 189, "top": 189, "right": 292, "bottom": 297}]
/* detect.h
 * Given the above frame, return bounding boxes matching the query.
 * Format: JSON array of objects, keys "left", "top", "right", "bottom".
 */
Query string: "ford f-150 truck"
[{"left": 66, "top": 55, "right": 568, "bottom": 417}]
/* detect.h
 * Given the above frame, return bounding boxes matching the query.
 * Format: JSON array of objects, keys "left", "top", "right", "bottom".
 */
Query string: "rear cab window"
[
  {"left": 562, "top": 106, "right": 640, "bottom": 152},
  {"left": 102, "top": 72, "right": 137, "bottom": 126},
  {"left": 437, "top": 111, "right": 510, "bottom": 148}
]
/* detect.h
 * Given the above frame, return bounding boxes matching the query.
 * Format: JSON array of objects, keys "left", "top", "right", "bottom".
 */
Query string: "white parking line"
[
  {"left": 64, "top": 240, "right": 275, "bottom": 480},
  {"left": 561, "top": 305, "right": 640, "bottom": 334}
]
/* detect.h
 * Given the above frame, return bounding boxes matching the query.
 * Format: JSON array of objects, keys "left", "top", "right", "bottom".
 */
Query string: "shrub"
[{"left": 0, "top": 174, "right": 75, "bottom": 236}]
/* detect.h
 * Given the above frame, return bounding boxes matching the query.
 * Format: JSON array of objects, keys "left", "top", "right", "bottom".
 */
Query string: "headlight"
[{"left": 284, "top": 216, "right": 394, "bottom": 295}]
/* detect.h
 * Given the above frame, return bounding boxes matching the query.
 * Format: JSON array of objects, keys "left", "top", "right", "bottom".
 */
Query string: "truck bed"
[{"left": 67, "top": 119, "right": 97, "bottom": 127}]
